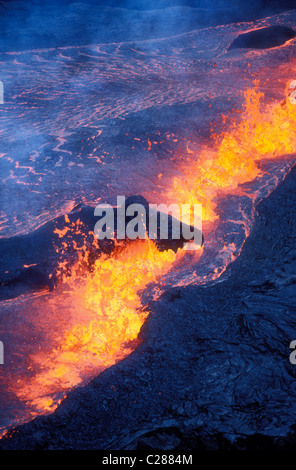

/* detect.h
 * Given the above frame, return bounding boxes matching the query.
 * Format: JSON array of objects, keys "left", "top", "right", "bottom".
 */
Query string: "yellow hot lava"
[
  {"left": 164, "top": 83, "right": 296, "bottom": 224},
  {"left": 13, "top": 238, "right": 180, "bottom": 414}
]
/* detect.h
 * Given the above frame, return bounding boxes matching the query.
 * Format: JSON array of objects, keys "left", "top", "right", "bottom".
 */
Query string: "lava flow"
[
  {"left": 10, "top": 237, "right": 180, "bottom": 418},
  {"left": 163, "top": 83, "right": 296, "bottom": 224},
  {"left": 2, "top": 80, "right": 296, "bottom": 436}
]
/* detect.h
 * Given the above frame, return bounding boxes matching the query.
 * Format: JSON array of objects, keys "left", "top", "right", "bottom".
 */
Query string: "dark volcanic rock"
[
  {"left": 229, "top": 25, "right": 296, "bottom": 50},
  {"left": 0, "top": 204, "right": 112, "bottom": 300},
  {"left": 0, "top": 196, "right": 202, "bottom": 300}
]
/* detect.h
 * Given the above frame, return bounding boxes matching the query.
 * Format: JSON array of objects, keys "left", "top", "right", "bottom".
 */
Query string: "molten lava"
[
  {"left": 163, "top": 83, "right": 296, "bottom": 225},
  {"left": 11, "top": 237, "right": 181, "bottom": 418}
]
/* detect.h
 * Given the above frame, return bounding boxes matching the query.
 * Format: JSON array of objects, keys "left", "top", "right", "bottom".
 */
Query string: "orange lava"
[
  {"left": 163, "top": 82, "right": 296, "bottom": 225},
  {"left": 11, "top": 238, "right": 181, "bottom": 416}
]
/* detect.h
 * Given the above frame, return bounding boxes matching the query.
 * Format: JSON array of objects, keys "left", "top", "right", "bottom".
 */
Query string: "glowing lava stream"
[
  {"left": 11, "top": 239, "right": 180, "bottom": 416},
  {"left": 6, "top": 82, "right": 296, "bottom": 430}
]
